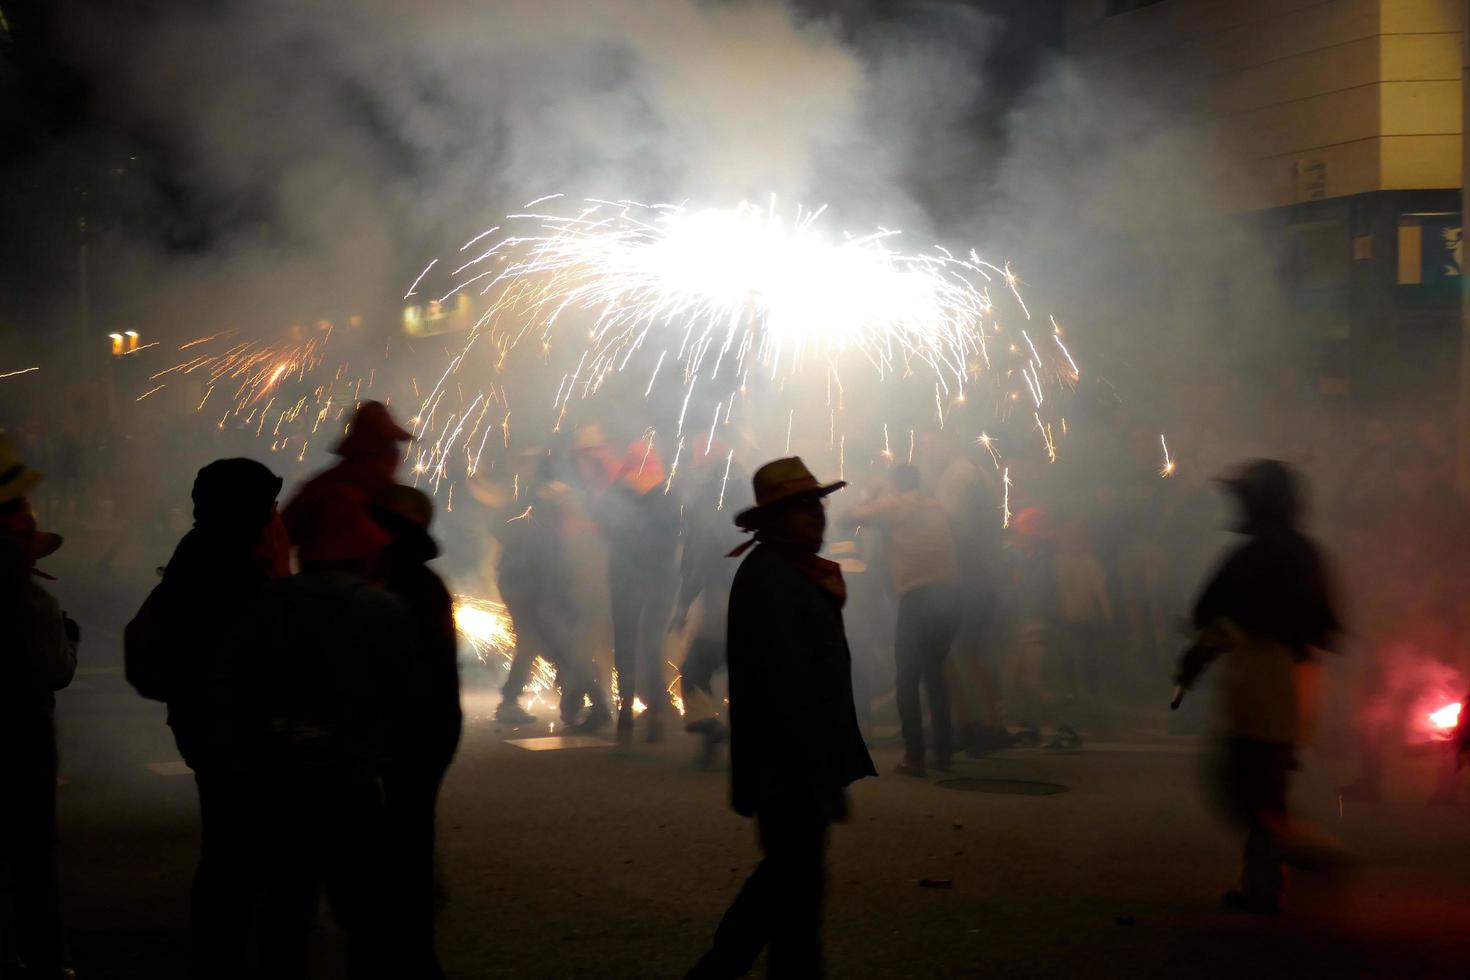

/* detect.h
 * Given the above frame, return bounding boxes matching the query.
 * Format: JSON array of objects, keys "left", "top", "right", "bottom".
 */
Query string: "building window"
[
  {"left": 1106, "top": 0, "right": 1168, "bottom": 15},
  {"left": 1397, "top": 213, "right": 1462, "bottom": 286}
]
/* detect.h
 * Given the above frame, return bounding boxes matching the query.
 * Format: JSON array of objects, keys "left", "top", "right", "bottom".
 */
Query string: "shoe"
[
  {"left": 1223, "top": 890, "right": 1281, "bottom": 916},
  {"left": 571, "top": 704, "right": 612, "bottom": 735},
  {"left": 895, "top": 758, "right": 927, "bottom": 778},
  {"left": 495, "top": 702, "right": 539, "bottom": 726},
  {"left": 1044, "top": 726, "right": 1083, "bottom": 753},
  {"left": 1009, "top": 726, "right": 1041, "bottom": 748}
]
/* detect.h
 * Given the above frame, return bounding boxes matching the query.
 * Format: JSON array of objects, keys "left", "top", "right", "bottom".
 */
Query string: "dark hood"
[
  {"left": 1221, "top": 459, "right": 1300, "bottom": 534},
  {"left": 373, "top": 506, "right": 441, "bottom": 565},
  {"left": 192, "top": 458, "right": 283, "bottom": 536}
]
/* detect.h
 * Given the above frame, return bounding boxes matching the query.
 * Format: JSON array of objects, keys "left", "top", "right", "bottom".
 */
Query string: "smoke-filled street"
[{"left": 50, "top": 603, "right": 1470, "bottom": 980}]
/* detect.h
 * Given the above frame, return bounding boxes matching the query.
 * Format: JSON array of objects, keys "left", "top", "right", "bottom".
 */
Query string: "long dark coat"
[{"left": 726, "top": 545, "right": 875, "bottom": 818}]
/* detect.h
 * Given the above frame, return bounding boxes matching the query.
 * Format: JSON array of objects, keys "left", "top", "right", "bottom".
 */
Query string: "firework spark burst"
[{"left": 407, "top": 196, "right": 1080, "bottom": 506}]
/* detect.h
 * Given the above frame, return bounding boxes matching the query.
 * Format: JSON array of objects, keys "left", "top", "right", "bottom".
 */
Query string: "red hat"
[{"left": 332, "top": 401, "right": 411, "bottom": 459}]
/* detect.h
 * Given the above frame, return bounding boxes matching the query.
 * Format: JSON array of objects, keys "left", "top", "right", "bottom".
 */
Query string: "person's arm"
[{"left": 26, "top": 584, "right": 77, "bottom": 692}]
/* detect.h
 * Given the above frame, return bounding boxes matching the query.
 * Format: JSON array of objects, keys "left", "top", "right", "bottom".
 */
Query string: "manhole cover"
[{"left": 936, "top": 778, "right": 1068, "bottom": 796}]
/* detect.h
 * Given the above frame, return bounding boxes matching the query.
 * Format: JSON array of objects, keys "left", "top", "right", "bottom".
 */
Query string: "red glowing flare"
[{"left": 1428, "top": 701, "right": 1462, "bottom": 732}]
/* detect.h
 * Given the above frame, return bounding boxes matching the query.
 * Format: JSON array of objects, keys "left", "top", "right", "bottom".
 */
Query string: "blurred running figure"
[
  {"left": 672, "top": 455, "right": 748, "bottom": 766},
  {"left": 686, "top": 458, "right": 875, "bottom": 980},
  {"left": 1172, "top": 460, "right": 1342, "bottom": 915},
  {"left": 845, "top": 464, "right": 960, "bottom": 776}
]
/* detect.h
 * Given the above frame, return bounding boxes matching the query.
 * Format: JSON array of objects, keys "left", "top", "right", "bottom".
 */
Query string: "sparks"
[
  {"left": 404, "top": 258, "right": 438, "bottom": 299},
  {"left": 718, "top": 449, "right": 734, "bottom": 511},
  {"left": 1160, "top": 433, "right": 1176, "bottom": 477},
  {"left": 1001, "top": 466, "right": 1012, "bottom": 529}
]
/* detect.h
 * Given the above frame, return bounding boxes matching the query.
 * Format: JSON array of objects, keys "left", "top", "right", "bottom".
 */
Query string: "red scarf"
[{"left": 728, "top": 534, "right": 847, "bottom": 607}]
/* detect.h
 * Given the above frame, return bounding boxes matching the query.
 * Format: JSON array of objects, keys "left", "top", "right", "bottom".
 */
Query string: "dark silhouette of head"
[
  {"left": 192, "top": 458, "right": 283, "bottom": 537},
  {"left": 1220, "top": 459, "right": 1302, "bottom": 533}
]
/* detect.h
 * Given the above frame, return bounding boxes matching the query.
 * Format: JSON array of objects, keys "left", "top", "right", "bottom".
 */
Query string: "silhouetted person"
[
  {"left": 224, "top": 497, "right": 417, "bottom": 979},
  {"left": 282, "top": 400, "right": 411, "bottom": 552},
  {"left": 845, "top": 464, "right": 960, "bottom": 776},
  {"left": 605, "top": 439, "right": 681, "bottom": 742},
  {"left": 686, "top": 458, "right": 875, "bottom": 980},
  {"left": 0, "top": 434, "right": 78, "bottom": 980},
  {"left": 488, "top": 452, "right": 608, "bottom": 729},
  {"left": 672, "top": 456, "right": 748, "bottom": 766},
  {"left": 138, "top": 458, "right": 286, "bottom": 979},
  {"left": 1172, "top": 460, "right": 1341, "bottom": 915},
  {"left": 373, "top": 485, "right": 461, "bottom": 980}
]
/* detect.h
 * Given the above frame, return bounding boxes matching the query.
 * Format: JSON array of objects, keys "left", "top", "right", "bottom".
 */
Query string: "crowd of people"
[{"left": 3, "top": 398, "right": 1469, "bottom": 978}]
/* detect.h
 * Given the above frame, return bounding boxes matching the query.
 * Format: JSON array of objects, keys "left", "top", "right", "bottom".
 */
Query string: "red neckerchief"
[{"left": 727, "top": 535, "right": 846, "bottom": 608}]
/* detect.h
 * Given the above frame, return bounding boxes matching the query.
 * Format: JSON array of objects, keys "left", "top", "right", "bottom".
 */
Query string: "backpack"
[{"left": 124, "top": 577, "right": 173, "bottom": 702}]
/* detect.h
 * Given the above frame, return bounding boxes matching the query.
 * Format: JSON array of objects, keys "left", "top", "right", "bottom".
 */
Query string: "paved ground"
[{"left": 31, "top": 547, "right": 1470, "bottom": 979}]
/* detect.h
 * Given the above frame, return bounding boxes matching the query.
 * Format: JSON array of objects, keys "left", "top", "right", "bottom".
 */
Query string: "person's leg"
[
  {"left": 922, "top": 589, "right": 959, "bottom": 766},
  {"left": 253, "top": 777, "right": 319, "bottom": 980},
  {"left": 1225, "top": 740, "right": 1289, "bottom": 911},
  {"left": 383, "top": 763, "right": 448, "bottom": 979},
  {"left": 608, "top": 562, "right": 642, "bottom": 728},
  {"left": 638, "top": 562, "right": 677, "bottom": 725},
  {"left": 764, "top": 805, "right": 828, "bottom": 980},
  {"left": 685, "top": 824, "right": 777, "bottom": 979},
  {"left": 1240, "top": 752, "right": 1287, "bottom": 910},
  {"left": 893, "top": 590, "right": 926, "bottom": 767},
  {"left": 324, "top": 779, "right": 392, "bottom": 980},
  {"left": 6, "top": 729, "right": 67, "bottom": 975},
  {"left": 191, "top": 770, "right": 256, "bottom": 980},
  {"left": 497, "top": 583, "right": 542, "bottom": 713}
]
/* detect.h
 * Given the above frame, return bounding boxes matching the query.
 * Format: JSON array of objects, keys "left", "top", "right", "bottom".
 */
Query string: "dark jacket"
[
  {"left": 380, "top": 529, "right": 462, "bottom": 771},
  {"left": 225, "top": 569, "right": 418, "bottom": 783},
  {"left": 726, "top": 545, "right": 875, "bottom": 818},
  {"left": 0, "top": 537, "right": 77, "bottom": 730},
  {"left": 154, "top": 459, "right": 281, "bottom": 767},
  {"left": 1179, "top": 461, "right": 1341, "bottom": 701}
]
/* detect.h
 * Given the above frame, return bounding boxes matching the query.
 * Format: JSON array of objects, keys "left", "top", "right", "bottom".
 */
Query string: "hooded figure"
[
  {"left": 0, "top": 433, "right": 78, "bottom": 979},
  {"left": 157, "top": 458, "right": 287, "bottom": 765},
  {"left": 686, "top": 458, "right": 875, "bottom": 980},
  {"left": 1173, "top": 459, "right": 1341, "bottom": 915},
  {"left": 148, "top": 457, "right": 285, "bottom": 979}
]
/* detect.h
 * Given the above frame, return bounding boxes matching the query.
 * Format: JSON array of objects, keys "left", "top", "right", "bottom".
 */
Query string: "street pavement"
[{"left": 32, "top": 549, "right": 1470, "bottom": 979}]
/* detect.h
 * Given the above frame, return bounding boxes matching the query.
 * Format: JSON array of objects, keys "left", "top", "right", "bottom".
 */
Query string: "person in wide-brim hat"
[
  {"left": 0, "top": 431, "right": 43, "bottom": 506},
  {"left": 733, "top": 456, "right": 846, "bottom": 530},
  {"left": 0, "top": 433, "right": 64, "bottom": 568}
]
